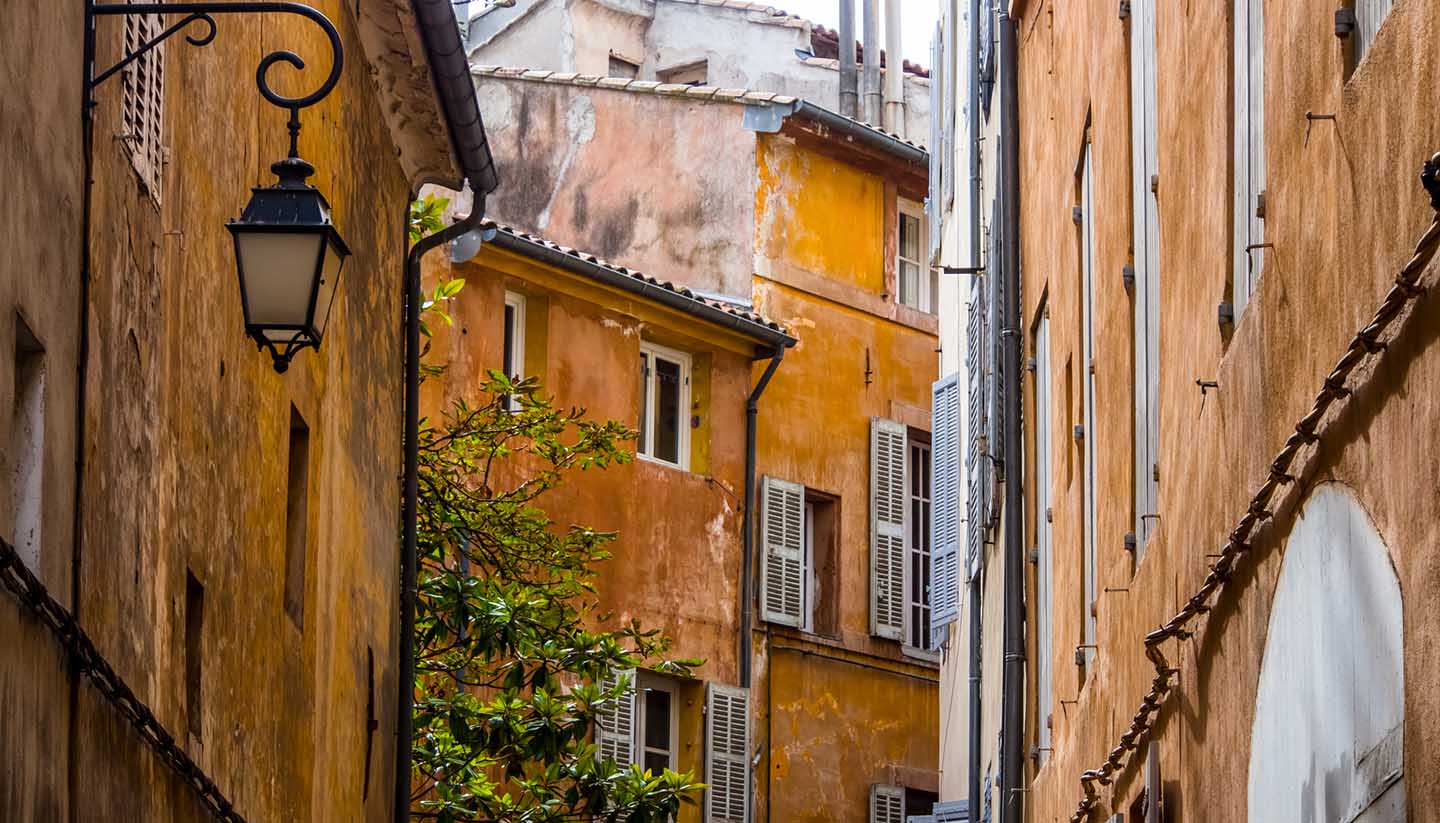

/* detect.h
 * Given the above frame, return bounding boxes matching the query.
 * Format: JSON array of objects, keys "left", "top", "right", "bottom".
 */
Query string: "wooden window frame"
[
  {"left": 897, "top": 199, "right": 933, "bottom": 313},
  {"left": 638, "top": 341, "right": 692, "bottom": 470}
]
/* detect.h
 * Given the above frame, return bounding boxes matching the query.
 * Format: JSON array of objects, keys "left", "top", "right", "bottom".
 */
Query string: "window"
[
  {"left": 502, "top": 291, "right": 525, "bottom": 410},
  {"left": 608, "top": 50, "right": 640, "bottom": 80},
  {"left": 283, "top": 406, "right": 310, "bottom": 628},
  {"left": 1033, "top": 308, "right": 1053, "bottom": 764},
  {"left": 658, "top": 59, "right": 708, "bottom": 86},
  {"left": 1079, "top": 142, "right": 1098, "bottom": 671},
  {"left": 638, "top": 675, "right": 677, "bottom": 774},
  {"left": 122, "top": 3, "right": 166, "bottom": 199},
  {"left": 1129, "top": 0, "right": 1161, "bottom": 559},
  {"left": 905, "top": 438, "right": 933, "bottom": 651},
  {"left": 638, "top": 342, "right": 691, "bottom": 469},
  {"left": 898, "top": 200, "right": 935, "bottom": 313},
  {"left": 1232, "top": 0, "right": 1265, "bottom": 318},
  {"left": 8, "top": 313, "right": 45, "bottom": 571},
  {"left": 759, "top": 477, "right": 839, "bottom": 636}
]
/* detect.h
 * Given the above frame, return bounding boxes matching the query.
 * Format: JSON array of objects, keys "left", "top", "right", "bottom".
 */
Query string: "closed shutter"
[
  {"left": 705, "top": 684, "right": 750, "bottom": 823},
  {"left": 928, "top": 26, "right": 944, "bottom": 266},
  {"left": 870, "top": 419, "right": 907, "bottom": 639},
  {"left": 871, "top": 785, "right": 905, "bottom": 823},
  {"left": 596, "top": 668, "right": 636, "bottom": 766},
  {"left": 1355, "top": 0, "right": 1394, "bottom": 61},
  {"left": 759, "top": 476, "right": 805, "bottom": 627},
  {"left": 929, "top": 374, "right": 963, "bottom": 646}
]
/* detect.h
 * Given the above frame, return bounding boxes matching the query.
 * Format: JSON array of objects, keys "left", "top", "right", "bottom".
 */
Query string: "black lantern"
[{"left": 227, "top": 154, "right": 351, "bottom": 372}]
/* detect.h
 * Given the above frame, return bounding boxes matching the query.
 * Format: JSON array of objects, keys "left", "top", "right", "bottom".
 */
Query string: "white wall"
[{"left": 1247, "top": 483, "right": 1405, "bottom": 823}]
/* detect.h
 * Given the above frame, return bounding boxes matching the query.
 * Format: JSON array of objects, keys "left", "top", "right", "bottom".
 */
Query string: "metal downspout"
[
  {"left": 997, "top": 10, "right": 1025, "bottom": 823},
  {"left": 967, "top": 1, "right": 984, "bottom": 821},
  {"left": 395, "top": 202, "right": 486, "bottom": 823},
  {"left": 741, "top": 347, "right": 785, "bottom": 689},
  {"left": 861, "top": 0, "right": 882, "bottom": 125}
]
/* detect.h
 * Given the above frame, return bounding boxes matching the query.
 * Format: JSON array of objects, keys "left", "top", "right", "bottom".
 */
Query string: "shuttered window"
[
  {"left": 870, "top": 784, "right": 905, "bottom": 823},
  {"left": 928, "top": 26, "right": 944, "bottom": 266},
  {"left": 596, "top": 669, "right": 636, "bottom": 766},
  {"left": 121, "top": 3, "right": 166, "bottom": 200},
  {"left": 1354, "top": 0, "right": 1394, "bottom": 63},
  {"left": 905, "top": 439, "right": 934, "bottom": 651},
  {"left": 870, "top": 419, "right": 907, "bottom": 640},
  {"left": 1034, "top": 309, "right": 1054, "bottom": 764},
  {"left": 965, "top": 271, "right": 990, "bottom": 580},
  {"left": 1079, "top": 142, "right": 1098, "bottom": 669},
  {"left": 1129, "top": 0, "right": 1161, "bottom": 559},
  {"left": 929, "top": 374, "right": 962, "bottom": 647},
  {"left": 705, "top": 684, "right": 749, "bottom": 823},
  {"left": 1232, "top": 0, "right": 1265, "bottom": 317},
  {"left": 759, "top": 476, "right": 805, "bottom": 628}
]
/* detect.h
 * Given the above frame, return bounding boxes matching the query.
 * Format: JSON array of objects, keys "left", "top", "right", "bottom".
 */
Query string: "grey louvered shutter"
[
  {"left": 705, "top": 683, "right": 750, "bottom": 823},
  {"left": 870, "top": 418, "right": 907, "bottom": 639},
  {"left": 928, "top": 25, "right": 944, "bottom": 265},
  {"left": 596, "top": 668, "right": 636, "bottom": 766},
  {"left": 965, "top": 271, "right": 988, "bottom": 577},
  {"left": 871, "top": 785, "right": 905, "bottom": 823},
  {"left": 933, "top": 800, "right": 969, "bottom": 821},
  {"left": 930, "top": 374, "right": 963, "bottom": 646},
  {"left": 986, "top": 198, "right": 1004, "bottom": 483},
  {"left": 759, "top": 476, "right": 805, "bottom": 627}
]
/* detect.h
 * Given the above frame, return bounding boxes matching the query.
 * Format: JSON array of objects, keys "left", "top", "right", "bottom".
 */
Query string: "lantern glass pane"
[
  {"left": 313, "top": 238, "right": 346, "bottom": 337},
  {"left": 237, "top": 232, "right": 324, "bottom": 331}
]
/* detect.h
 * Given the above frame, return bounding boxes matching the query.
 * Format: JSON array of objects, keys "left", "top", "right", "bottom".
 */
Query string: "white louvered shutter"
[
  {"left": 929, "top": 375, "right": 962, "bottom": 646},
  {"left": 870, "top": 418, "right": 907, "bottom": 639},
  {"left": 870, "top": 784, "right": 905, "bottom": 823},
  {"left": 596, "top": 668, "right": 636, "bottom": 766},
  {"left": 759, "top": 476, "right": 805, "bottom": 627},
  {"left": 705, "top": 683, "right": 750, "bottom": 823}
]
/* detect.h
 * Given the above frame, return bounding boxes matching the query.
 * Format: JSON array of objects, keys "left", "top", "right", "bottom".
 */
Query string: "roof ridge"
[
  {"left": 477, "top": 220, "right": 791, "bottom": 337},
  {"left": 471, "top": 65, "right": 927, "bottom": 153}
]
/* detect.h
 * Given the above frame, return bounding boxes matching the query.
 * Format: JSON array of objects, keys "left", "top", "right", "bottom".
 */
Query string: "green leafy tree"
[{"left": 407, "top": 200, "right": 705, "bottom": 823}]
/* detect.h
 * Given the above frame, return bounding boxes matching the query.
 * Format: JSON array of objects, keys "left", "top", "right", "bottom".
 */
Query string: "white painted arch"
[{"left": 1247, "top": 483, "right": 1404, "bottom": 823}]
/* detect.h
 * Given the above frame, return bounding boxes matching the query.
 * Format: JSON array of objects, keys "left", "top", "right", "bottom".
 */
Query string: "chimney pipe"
[
  {"left": 883, "top": 0, "right": 904, "bottom": 136},
  {"left": 862, "top": 0, "right": 881, "bottom": 125},
  {"left": 838, "top": 0, "right": 859, "bottom": 118}
]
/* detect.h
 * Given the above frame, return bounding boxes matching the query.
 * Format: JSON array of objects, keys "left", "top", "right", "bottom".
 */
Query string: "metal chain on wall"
[
  {"left": 0, "top": 538, "right": 248, "bottom": 823},
  {"left": 1065, "top": 153, "right": 1440, "bottom": 823}
]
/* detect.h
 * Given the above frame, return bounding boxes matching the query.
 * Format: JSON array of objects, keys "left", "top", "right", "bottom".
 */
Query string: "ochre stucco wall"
[
  {"left": 1011, "top": 1, "right": 1440, "bottom": 821},
  {"left": 752, "top": 134, "right": 940, "bottom": 819},
  {"left": 0, "top": 4, "right": 416, "bottom": 821}
]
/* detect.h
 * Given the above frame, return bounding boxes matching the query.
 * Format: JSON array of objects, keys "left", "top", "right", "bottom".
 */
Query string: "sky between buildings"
[{"left": 779, "top": 0, "right": 941, "bottom": 66}]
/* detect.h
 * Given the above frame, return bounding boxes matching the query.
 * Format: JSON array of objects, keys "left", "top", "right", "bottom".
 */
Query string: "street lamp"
[
  {"left": 228, "top": 152, "right": 351, "bottom": 372},
  {"left": 87, "top": 1, "right": 349, "bottom": 372}
]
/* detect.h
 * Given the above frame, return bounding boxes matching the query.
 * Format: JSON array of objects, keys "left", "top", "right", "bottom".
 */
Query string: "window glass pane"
[
  {"left": 900, "top": 261, "right": 920, "bottom": 307},
  {"left": 639, "top": 353, "right": 650, "bottom": 455},
  {"left": 643, "top": 750, "right": 669, "bottom": 774},
  {"left": 654, "top": 357, "right": 681, "bottom": 463},
  {"left": 644, "top": 689, "right": 671, "bottom": 750},
  {"left": 901, "top": 213, "right": 921, "bottom": 260},
  {"left": 503, "top": 304, "right": 516, "bottom": 376}
]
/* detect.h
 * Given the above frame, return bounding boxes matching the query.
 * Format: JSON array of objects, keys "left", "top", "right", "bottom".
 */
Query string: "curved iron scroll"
[{"left": 89, "top": 2, "right": 343, "bottom": 118}]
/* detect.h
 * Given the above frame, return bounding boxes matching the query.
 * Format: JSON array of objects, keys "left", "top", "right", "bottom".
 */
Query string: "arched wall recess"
[{"left": 1247, "top": 483, "right": 1404, "bottom": 823}]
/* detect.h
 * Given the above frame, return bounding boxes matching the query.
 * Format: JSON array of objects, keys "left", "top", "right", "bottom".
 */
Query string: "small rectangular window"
[
  {"left": 502, "top": 291, "right": 526, "bottom": 410},
  {"left": 637, "top": 674, "right": 677, "bottom": 774},
  {"left": 608, "top": 50, "right": 640, "bottom": 80},
  {"left": 897, "top": 200, "right": 934, "bottom": 313},
  {"left": 905, "top": 438, "right": 934, "bottom": 652},
  {"left": 658, "top": 59, "right": 708, "bottom": 86},
  {"left": 185, "top": 569, "right": 205, "bottom": 739},
  {"left": 283, "top": 406, "right": 310, "bottom": 628},
  {"left": 638, "top": 342, "right": 690, "bottom": 469},
  {"left": 9, "top": 314, "right": 45, "bottom": 571}
]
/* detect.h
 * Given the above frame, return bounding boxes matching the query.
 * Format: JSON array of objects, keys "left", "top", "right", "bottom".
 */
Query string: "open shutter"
[
  {"left": 930, "top": 374, "right": 962, "bottom": 646},
  {"left": 870, "top": 418, "right": 907, "bottom": 639},
  {"left": 596, "top": 668, "right": 636, "bottom": 766},
  {"left": 870, "top": 784, "right": 905, "bottom": 823},
  {"left": 965, "top": 271, "right": 988, "bottom": 579},
  {"left": 705, "top": 684, "right": 750, "bottom": 823},
  {"left": 759, "top": 476, "right": 805, "bottom": 627}
]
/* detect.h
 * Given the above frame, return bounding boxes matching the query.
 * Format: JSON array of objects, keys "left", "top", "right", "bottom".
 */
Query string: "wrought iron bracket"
[{"left": 86, "top": 2, "right": 343, "bottom": 154}]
